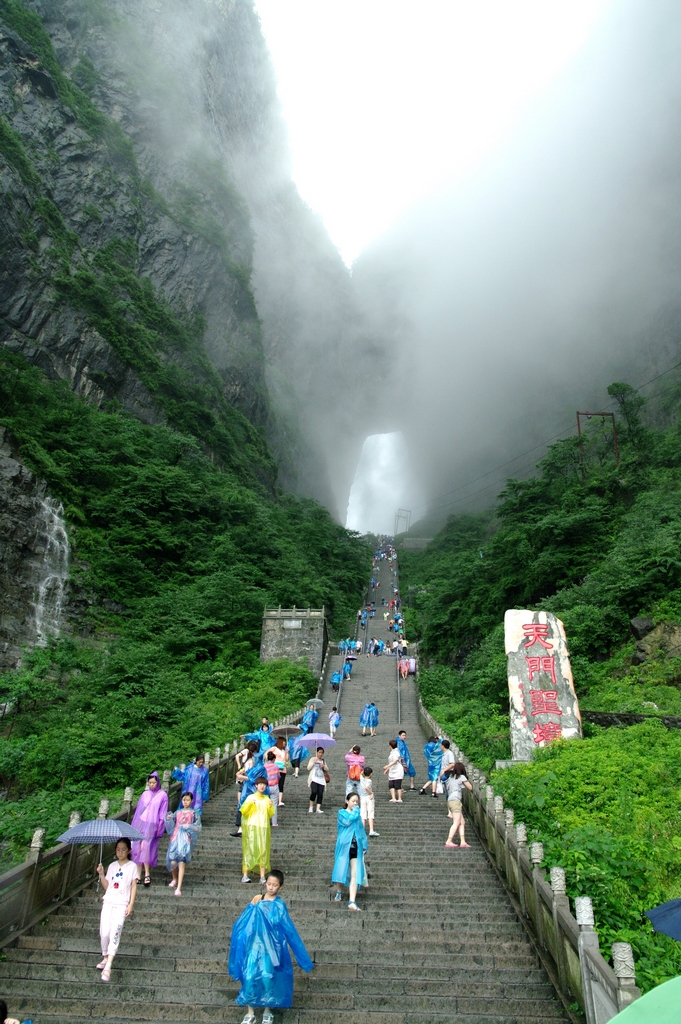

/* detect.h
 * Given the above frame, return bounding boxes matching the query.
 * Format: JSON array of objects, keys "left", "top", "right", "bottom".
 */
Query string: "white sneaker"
[
  {"left": 262, "top": 1013, "right": 274, "bottom": 1024},
  {"left": 316, "top": 809, "right": 324, "bottom": 814},
  {"left": 241, "top": 874, "right": 251, "bottom": 883},
  {"left": 369, "top": 831, "right": 380, "bottom": 836},
  {"left": 308, "top": 807, "right": 314, "bottom": 813},
  {"left": 240, "top": 1015, "right": 256, "bottom": 1024}
]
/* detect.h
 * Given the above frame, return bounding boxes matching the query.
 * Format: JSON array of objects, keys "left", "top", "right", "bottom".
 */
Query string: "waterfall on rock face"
[{"left": 32, "top": 498, "right": 69, "bottom": 644}]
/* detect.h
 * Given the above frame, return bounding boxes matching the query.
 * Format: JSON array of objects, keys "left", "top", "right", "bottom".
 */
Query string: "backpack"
[{"left": 348, "top": 764, "right": 362, "bottom": 781}]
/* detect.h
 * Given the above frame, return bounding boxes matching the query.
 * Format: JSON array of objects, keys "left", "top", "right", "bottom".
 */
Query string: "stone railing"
[
  {"left": 418, "top": 698, "right": 641, "bottom": 1024},
  {"left": 0, "top": 706, "right": 306, "bottom": 949}
]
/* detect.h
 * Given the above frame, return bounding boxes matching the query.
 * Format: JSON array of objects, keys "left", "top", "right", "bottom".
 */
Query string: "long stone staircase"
[{"left": 0, "top": 558, "right": 568, "bottom": 1023}]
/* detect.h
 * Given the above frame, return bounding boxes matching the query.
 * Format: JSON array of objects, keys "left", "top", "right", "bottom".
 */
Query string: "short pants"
[
  {"left": 447, "top": 798, "right": 463, "bottom": 814},
  {"left": 389, "top": 778, "right": 402, "bottom": 790},
  {"left": 360, "top": 796, "right": 375, "bottom": 821}
]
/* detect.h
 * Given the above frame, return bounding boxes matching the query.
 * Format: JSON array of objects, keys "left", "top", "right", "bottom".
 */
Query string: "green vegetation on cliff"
[
  {"left": 0, "top": 354, "right": 369, "bottom": 867},
  {"left": 403, "top": 383, "right": 681, "bottom": 989}
]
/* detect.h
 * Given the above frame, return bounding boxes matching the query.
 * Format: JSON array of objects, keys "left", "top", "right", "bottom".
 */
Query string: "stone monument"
[
  {"left": 260, "top": 606, "right": 328, "bottom": 676},
  {"left": 504, "top": 609, "right": 582, "bottom": 762}
]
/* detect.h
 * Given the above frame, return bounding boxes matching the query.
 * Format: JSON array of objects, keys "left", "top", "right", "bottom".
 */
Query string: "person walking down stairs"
[
  {"left": 332, "top": 793, "right": 369, "bottom": 911},
  {"left": 229, "top": 869, "right": 314, "bottom": 1024},
  {"left": 307, "top": 747, "right": 329, "bottom": 813},
  {"left": 240, "top": 776, "right": 275, "bottom": 884}
]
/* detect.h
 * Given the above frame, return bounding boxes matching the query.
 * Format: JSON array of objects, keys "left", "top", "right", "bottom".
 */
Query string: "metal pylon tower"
[{"left": 394, "top": 508, "right": 411, "bottom": 536}]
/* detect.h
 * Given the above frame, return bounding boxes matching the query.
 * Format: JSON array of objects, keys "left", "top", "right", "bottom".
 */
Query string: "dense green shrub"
[
  {"left": 0, "top": 355, "right": 370, "bottom": 867},
  {"left": 491, "top": 726, "right": 681, "bottom": 991},
  {"left": 401, "top": 390, "right": 681, "bottom": 989}
]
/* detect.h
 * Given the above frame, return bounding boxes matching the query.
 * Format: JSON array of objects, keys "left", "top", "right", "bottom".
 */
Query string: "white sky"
[{"left": 254, "top": 0, "right": 613, "bottom": 265}]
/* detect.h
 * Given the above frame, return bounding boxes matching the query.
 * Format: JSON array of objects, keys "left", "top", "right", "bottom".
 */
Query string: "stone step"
[
  {"left": 0, "top": 972, "right": 557, "bottom": 1001},
  {"left": 0, "top": 563, "right": 566, "bottom": 1023},
  {"left": 54, "top": 904, "right": 521, "bottom": 925},
  {"left": 6, "top": 992, "right": 566, "bottom": 1021},
  {"left": 9, "top": 1013, "right": 567, "bottom": 1024},
  {"left": 4, "top": 947, "right": 542, "bottom": 973},
  {"left": 0, "top": 960, "right": 550, "bottom": 987}
]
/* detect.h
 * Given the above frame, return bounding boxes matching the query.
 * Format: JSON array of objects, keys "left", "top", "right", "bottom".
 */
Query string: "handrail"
[
  {"left": 417, "top": 697, "right": 641, "bottom": 1024},
  {"left": 0, "top": 704, "right": 308, "bottom": 949}
]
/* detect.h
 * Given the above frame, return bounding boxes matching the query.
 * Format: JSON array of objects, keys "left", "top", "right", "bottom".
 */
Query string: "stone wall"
[{"left": 260, "top": 608, "right": 328, "bottom": 677}]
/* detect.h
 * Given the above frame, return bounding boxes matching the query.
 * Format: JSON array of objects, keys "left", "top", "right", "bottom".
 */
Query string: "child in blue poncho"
[
  {"left": 229, "top": 869, "right": 313, "bottom": 1024},
  {"left": 300, "top": 704, "right": 318, "bottom": 735},
  {"left": 172, "top": 755, "right": 210, "bottom": 815},
  {"left": 396, "top": 729, "right": 417, "bottom": 791},
  {"left": 420, "top": 735, "right": 443, "bottom": 797}
]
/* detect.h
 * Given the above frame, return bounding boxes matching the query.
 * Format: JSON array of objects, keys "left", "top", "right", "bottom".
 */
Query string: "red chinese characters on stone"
[
  {"left": 522, "top": 621, "right": 563, "bottom": 745},
  {"left": 526, "top": 656, "right": 557, "bottom": 685},
  {"left": 532, "top": 721, "right": 563, "bottom": 744},
  {"left": 522, "top": 623, "right": 553, "bottom": 650},
  {"left": 529, "top": 689, "right": 562, "bottom": 716}
]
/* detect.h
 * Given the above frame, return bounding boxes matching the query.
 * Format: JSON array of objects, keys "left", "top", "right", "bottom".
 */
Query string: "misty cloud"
[
  {"left": 351, "top": 0, "right": 681, "bottom": 530},
  {"left": 345, "top": 433, "right": 417, "bottom": 534}
]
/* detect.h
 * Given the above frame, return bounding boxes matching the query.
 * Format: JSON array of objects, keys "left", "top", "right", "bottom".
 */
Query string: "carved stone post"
[
  {"left": 612, "top": 942, "right": 641, "bottom": 1011},
  {"left": 484, "top": 785, "right": 495, "bottom": 847},
  {"left": 494, "top": 795, "right": 505, "bottom": 871},
  {"left": 121, "top": 787, "right": 134, "bottom": 820},
  {"left": 514, "top": 822, "right": 528, "bottom": 908},
  {"left": 504, "top": 809, "right": 515, "bottom": 887},
  {"left": 576, "top": 896, "right": 599, "bottom": 1024},
  {"left": 161, "top": 769, "right": 172, "bottom": 793},
  {"left": 60, "top": 811, "right": 82, "bottom": 900},
  {"left": 530, "top": 841, "right": 545, "bottom": 946},
  {"left": 20, "top": 828, "right": 46, "bottom": 928},
  {"left": 97, "top": 799, "right": 110, "bottom": 819},
  {"left": 550, "top": 867, "right": 569, "bottom": 991}
]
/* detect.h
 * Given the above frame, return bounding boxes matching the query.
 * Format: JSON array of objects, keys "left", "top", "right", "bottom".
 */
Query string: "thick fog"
[{"left": 351, "top": 0, "right": 681, "bottom": 531}]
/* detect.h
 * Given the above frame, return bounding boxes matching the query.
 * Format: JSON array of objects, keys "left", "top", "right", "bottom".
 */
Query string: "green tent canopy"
[{"left": 610, "top": 976, "right": 681, "bottom": 1022}]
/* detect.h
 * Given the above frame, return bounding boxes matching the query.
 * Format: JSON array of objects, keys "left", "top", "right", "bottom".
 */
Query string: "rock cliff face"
[
  {"left": 0, "top": 0, "right": 380, "bottom": 507},
  {"left": 0, "top": 0, "right": 382, "bottom": 661}
]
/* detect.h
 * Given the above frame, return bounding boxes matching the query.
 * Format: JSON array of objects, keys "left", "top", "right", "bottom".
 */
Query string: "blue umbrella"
[{"left": 645, "top": 898, "right": 681, "bottom": 941}]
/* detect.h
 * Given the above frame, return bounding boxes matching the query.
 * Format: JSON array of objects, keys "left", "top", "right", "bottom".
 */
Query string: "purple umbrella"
[{"left": 296, "top": 733, "right": 337, "bottom": 750}]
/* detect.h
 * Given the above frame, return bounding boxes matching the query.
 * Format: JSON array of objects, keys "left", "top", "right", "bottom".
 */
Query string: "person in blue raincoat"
[
  {"left": 330, "top": 669, "right": 342, "bottom": 694},
  {"left": 396, "top": 729, "right": 416, "bottom": 791},
  {"left": 287, "top": 733, "right": 306, "bottom": 777},
  {"left": 359, "top": 702, "right": 378, "bottom": 737},
  {"left": 229, "top": 868, "right": 313, "bottom": 1024},
  {"left": 172, "top": 755, "right": 210, "bottom": 815},
  {"left": 300, "top": 704, "right": 318, "bottom": 735},
  {"left": 245, "top": 723, "right": 276, "bottom": 753},
  {"left": 420, "top": 735, "right": 443, "bottom": 796},
  {"left": 342, "top": 660, "right": 352, "bottom": 680},
  {"left": 332, "top": 793, "right": 368, "bottom": 911}
]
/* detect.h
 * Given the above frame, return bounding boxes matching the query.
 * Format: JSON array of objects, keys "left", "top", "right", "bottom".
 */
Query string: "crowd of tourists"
[{"left": 0, "top": 541, "right": 477, "bottom": 1024}]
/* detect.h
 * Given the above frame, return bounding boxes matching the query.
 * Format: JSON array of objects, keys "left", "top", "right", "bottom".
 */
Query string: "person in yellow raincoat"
[{"left": 240, "top": 775, "right": 274, "bottom": 884}]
